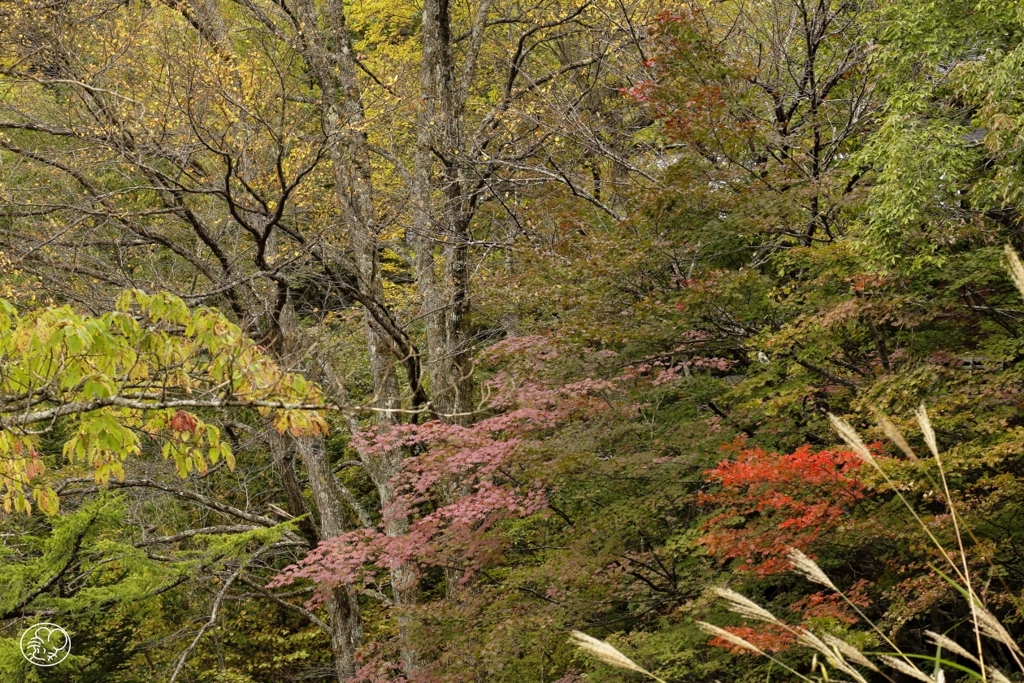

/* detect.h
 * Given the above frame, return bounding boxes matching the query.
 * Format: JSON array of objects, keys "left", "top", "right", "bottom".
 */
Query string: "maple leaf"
[{"left": 169, "top": 410, "right": 198, "bottom": 434}]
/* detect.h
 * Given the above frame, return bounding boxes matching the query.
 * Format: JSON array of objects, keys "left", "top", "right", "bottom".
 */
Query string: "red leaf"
[{"left": 170, "top": 410, "right": 197, "bottom": 434}]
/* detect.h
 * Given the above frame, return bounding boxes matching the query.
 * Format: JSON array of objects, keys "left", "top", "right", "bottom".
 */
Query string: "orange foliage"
[{"left": 697, "top": 440, "right": 868, "bottom": 575}]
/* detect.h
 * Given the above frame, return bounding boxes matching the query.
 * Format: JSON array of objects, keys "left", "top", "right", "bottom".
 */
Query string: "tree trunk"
[
  {"left": 296, "top": 435, "right": 365, "bottom": 681},
  {"left": 411, "top": 0, "right": 480, "bottom": 605},
  {"left": 290, "top": 0, "right": 423, "bottom": 671},
  {"left": 414, "top": 0, "right": 477, "bottom": 423},
  {"left": 270, "top": 297, "right": 365, "bottom": 682}
]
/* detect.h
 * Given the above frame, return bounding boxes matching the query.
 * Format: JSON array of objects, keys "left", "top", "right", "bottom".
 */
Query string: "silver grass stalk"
[
  {"left": 822, "top": 634, "right": 880, "bottom": 672},
  {"left": 695, "top": 621, "right": 765, "bottom": 656},
  {"left": 914, "top": 403, "right": 940, "bottom": 459},
  {"left": 879, "top": 655, "right": 935, "bottom": 683},
  {"left": 924, "top": 630, "right": 980, "bottom": 665},
  {"left": 917, "top": 403, "right": 995, "bottom": 676},
  {"left": 713, "top": 587, "right": 782, "bottom": 624},
  {"left": 568, "top": 631, "right": 660, "bottom": 679},
  {"left": 788, "top": 547, "right": 838, "bottom": 591},
  {"left": 828, "top": 655, "right": 870, "bottom": 683},
  {"left": 697, "top": 622, "right": 817, "bottom": 683},
  {"left": 798, "top": 629, "right": 833, "bottom": 657},
  {"left": 799, "top": 630, "right": 869, "bottom": 683},
  {"left": 826, "top": 413, "right": 975, "bottom": 596},
  {"left": 875, "top": 410, "right": 918, "bottom": 462},
  {"left": 936, "top": 668, "right": 946, "bottom": 683},
  {"left": 827, "top": 413, "right": 881, "bottom": 473},
  {"left": 975, "top": 606, "right": 1023, "bottom": 655},
  {"left": 1005, "top": 244, "right": 1024, "bottom": 301},
  {"left": 990, "top": 668, "right": 1013, "bottom": 683}
]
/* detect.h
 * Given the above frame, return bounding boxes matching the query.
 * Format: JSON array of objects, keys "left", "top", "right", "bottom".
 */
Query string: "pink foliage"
[
  {"left": 622, "top": 80, "right": 655, "bottom": 102},
  {"left": 352, "top": 643, "right": 407, "bottom": 683},
  {"left": 478, "top": 334, "right": 557, "bottom": 363},
  {"left": 619, "top": 334, "right": 735, "bottom": 385},
  {"left": 272, "top": 333, "right": 741, "bottom": 599},
  {"left": 271, "top": 336, "right": 621, "bottom": 598}
]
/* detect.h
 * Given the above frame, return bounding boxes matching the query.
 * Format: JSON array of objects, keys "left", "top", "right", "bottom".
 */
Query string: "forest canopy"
[{"left": 1, "top": 0, "right": 1024, "bottom": 682}]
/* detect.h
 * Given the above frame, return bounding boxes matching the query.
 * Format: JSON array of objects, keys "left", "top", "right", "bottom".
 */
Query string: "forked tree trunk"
[
  {"left": 160, "top": 5, "right": 370, "bottom": 678},
  {"left": 290, "top": 0, "right": 423, "bottom": 672}
]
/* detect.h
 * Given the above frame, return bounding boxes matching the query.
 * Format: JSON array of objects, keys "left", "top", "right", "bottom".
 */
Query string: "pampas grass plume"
[
  {"left": 827, "top": 413, "right": 879, "bottom": 471},
  {"left": 925, "top": 630, "right": 980, "bottom": 665},
  {"left": 822, "top": 634, "right": 879, "bottom": 672},
  {"left": 914, "top": 403, "right": 940, "bottom": 459},
  {"left": 788, "top": 547, "right": 838, "bottom": 591},
  {"left": 713, "top": 587, "right": 781, "bottom": 624},
  {"left": 1005, "top": 244, "right": 1024, "bottom": 302},
  {"left": 879, "top": 655, "right": 934, "bottom": 683},
  {"left": 990, "top": 668, "right": 1013, "bottom": 683},
  {"left": 874, "top": 409, "right": 918, "bottom": 462},
  {"left": 975, "top": 606, "right": 1023, "bottom": 655},
  {"left": 695, "top": 621, "right": 765, "bottom": 656},
  {"left": 569, "top": 631, "right": 666, "bottom": 683}
]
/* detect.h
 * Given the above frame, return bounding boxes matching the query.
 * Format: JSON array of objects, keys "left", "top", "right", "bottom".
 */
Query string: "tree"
[
  {"left": 0, "top": 289, "right": 338, "bottom": 681},
  {"left": 0, "top": 0, "right": 655, "bottom": 677},
  {"left": 0, "top": 289, "right": 329, "bottom": 512},
  {"left": 647, "top": 0, "right": 877, "bottom": 251}
]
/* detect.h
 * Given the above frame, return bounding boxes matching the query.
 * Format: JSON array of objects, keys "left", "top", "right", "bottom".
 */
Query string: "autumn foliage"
[
  {"left": 272, "top": 336, "right": 619, "bottom": 596},
  {"left": 698, "top": 441, "right": 868, "bottom": 576},
  {"left": 4, "top": 0, "right": 1024, "bottom": 680}
]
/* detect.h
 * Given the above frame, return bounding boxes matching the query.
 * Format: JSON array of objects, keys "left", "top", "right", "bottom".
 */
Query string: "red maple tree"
[{"left": 697, "top": 439, "right": 869, "bottom": 576}]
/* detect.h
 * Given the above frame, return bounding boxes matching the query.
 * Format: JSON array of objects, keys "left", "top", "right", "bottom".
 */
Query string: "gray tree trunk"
[{"left": 414, "top": 0, "right": 477, "bottom": 423}]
